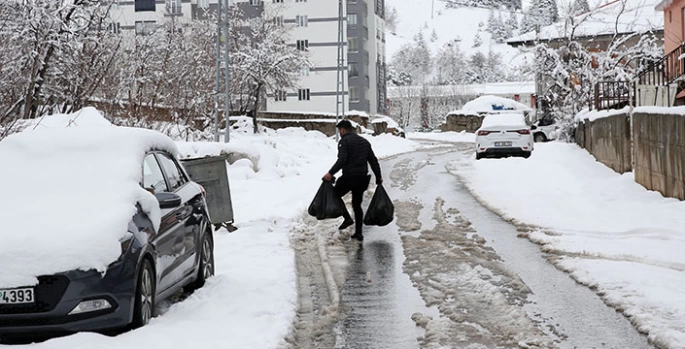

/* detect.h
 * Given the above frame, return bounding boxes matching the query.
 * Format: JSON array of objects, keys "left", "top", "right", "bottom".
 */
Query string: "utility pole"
[
  {"left": 335, "top": 0, "right": 346, "bottom": 142},
  {"left": 215, "top": 0, "right": 231, "bottom": 143}
]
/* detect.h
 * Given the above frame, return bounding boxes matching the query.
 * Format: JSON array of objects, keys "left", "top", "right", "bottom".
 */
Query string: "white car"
[
  {"left": 475, "top": 113, "right": 534, "bottom": 160},
  {"left": 531, "top": 118, "right": 558, "bottom": 142}
]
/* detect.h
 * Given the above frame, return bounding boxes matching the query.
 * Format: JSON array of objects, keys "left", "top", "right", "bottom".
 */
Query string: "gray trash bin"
[{"left": 180, "top": 155, "right": 234, "bottom": 228}]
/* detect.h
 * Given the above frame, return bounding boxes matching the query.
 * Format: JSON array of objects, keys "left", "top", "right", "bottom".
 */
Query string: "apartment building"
[{"left": 108, "top": 0, "right": 387, "bottom": 115}]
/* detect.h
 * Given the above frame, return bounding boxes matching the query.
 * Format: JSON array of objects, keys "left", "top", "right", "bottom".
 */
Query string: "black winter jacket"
[{"left": 329, "top": 132, "right": 382, "bottom": 180}]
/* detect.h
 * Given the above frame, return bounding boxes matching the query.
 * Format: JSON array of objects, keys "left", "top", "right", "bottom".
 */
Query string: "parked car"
[
  {"left": 475, "top": 113, "right": 534, "bottom": 160},
  {"left": 531, "top": 117, "right": 558, "bottom": 142},
  {"left": 0, "top": 127, "right": 214, "bottom": 341}
]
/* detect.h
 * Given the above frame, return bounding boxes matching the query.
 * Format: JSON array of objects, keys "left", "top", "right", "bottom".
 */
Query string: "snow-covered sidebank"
[
  {"left": 447, "top": 142, "right": 685, "bottom": 349},
  {"left": 0, "top": 109, "right": 421, "bottom": 348}
]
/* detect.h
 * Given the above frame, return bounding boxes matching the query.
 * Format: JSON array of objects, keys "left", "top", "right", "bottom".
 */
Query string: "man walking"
[{"left": 323, "top": 120, "right": 382, "bottom": 241}]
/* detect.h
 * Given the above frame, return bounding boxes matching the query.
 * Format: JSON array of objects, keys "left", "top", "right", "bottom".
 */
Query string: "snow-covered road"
[{"left": 296, "top": 143, "right": 653, "bottom": 349}]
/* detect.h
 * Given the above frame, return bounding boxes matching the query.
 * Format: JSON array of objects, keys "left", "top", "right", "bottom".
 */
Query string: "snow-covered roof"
[
  {"left": 458, "top": 95, "right": 532, "bottom": 114},
  {"left": 0, "top": 108, "right": 178, "bottom": 288},
  {"left": 508, "top": 0, "right": 663, "bottom": 46},
  {"left": 387, "top": 81, "right": 535, "bottom": 99}
]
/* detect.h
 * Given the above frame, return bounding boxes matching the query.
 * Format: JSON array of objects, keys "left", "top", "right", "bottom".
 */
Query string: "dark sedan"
[{"left": 0, "top": 150, "right": 215, "bottom": 341}]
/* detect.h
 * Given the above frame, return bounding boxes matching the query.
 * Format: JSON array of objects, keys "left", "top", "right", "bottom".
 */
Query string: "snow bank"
[
  {"left": 575, "top": 106, "right": 630, "bottom": 122},
  {"left": 448, "top": 142, "right": 685, "bottom": 349},
  {"left": 0, "top": 109, "right": 177, "bottom": 288},
  {"left": 634, "top": 106, "right": 685, "bottom": 116},
  {"left": 460, "top": 95, "right": 532, "bottom": 113}
]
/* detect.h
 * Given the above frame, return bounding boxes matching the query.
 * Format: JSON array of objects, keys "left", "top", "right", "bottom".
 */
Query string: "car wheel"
[
  {"left": 132, "top": 259, "right": 155, "bottom": 329},
  {"left": 522, "top": 151, "right": 532, "bottom": 159},
  {"left": 475, "top": 152, "right": 483, "bottom": 160},
  {"left": 534, "top": 133, "right": 547, "bottom": 143},
  {"left": 185, "top": 232, "right": 214, "bottom": 292}
]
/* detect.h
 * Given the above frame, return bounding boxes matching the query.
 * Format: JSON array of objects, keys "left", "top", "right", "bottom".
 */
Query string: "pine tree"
[
  {"left": 540, "top": 0, "right": 559, "bottom": 23},
  {"left": 431, "top": 29, "right": 438, "bottom": 43},
  {"left": 487, "top": 10, "right": 496, "bottom": 33},
  {"left": 572, "top": 0, "right": 590, "bottom": 15},
  {"left": 473, "top": 33, "right": 482, "bottom": 48},
  {"left": 507, "top": 11, "right": 519, "bottom": 32}
]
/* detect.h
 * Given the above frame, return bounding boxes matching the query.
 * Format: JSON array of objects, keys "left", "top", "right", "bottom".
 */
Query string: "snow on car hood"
[{"left": 0, "top": 120, "right": 178, "bottom": 288}]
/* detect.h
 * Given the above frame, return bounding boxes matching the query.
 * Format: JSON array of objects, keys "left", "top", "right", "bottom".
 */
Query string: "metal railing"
[
  {"left": 593, "top": 80, "right": 633, "bottom": 110},
  {"left": 636, "top": 42, "right": 685, "bottom": 86}
]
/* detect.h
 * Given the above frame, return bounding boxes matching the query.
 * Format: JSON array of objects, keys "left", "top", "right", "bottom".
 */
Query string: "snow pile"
[
  {"left": 448, "top": 142, "right": 685, "bottom": 348},
  {"left": 480, "top": 113, "right": 527, "bottom": 129},
  {"left": 0, "top": 109, "right": 177, "bottom": 288},
  {"left": 460, "top": 95, "right": 532, "bottom": 114},
  {"left": 575, "top": 106, "right": 630, "bottom": 122},
  {"left": 634, "top": 105, "right": 685, "bottom": 116},
  {"left": 371, "top": 115, "right": 400, "bottom": 129}
]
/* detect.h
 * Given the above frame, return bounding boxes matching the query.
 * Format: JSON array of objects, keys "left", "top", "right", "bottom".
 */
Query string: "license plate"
[
  {"left": 0, "top": 288, "right": 35, "bottom": 305},
  {"left": 494, "top": 141, "right": 512, "bottom": 147}
]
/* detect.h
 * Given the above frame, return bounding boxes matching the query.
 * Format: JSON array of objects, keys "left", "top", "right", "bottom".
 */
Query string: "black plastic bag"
[
  {"left": 308, "top": 180, "right": 347, "bottom": 220},
  {"left": 363, "top": 184, "right": 394, "bottom": 226}
]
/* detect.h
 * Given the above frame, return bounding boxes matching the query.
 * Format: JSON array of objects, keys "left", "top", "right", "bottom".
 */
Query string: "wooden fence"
[
  {"left": 575, "top": 113, "right": 632, "bottom": 174},
  {"left": 633, "top": 112, "right": 685, "bottom": 200}
]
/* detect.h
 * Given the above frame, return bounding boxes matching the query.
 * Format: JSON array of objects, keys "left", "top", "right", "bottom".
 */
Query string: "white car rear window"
[{"left": 480, "top": 114, "right": 527, "bottom": 129}]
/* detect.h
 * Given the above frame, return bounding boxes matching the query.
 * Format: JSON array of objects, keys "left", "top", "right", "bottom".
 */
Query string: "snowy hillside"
[{"left": 386, "top": 0, "right": 534, "bottom": 78}]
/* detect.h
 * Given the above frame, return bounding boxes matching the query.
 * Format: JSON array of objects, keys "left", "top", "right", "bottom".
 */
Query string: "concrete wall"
[
  {"left": 633, "top": 112, "right": 685, "bottom": 200},
  {"left": 575, "top": 113, "right": 632, "bottom": 174},
  {"left": 257, "top": 111, "right": 368, "bottom": 137},
  {"left": 441, "top": 113, "right": 483, "bottom": 133}
]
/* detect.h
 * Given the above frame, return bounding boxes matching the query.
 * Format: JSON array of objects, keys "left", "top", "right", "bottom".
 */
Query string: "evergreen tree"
[
  {"left": 472, "top": 33, "right": 482, "bottom": 48},
  {"left": 572, "top": 0, "right": 590, "bottom": 15},
  {"left": 487, "top": 10, "right": 496, "bottom": 33},
  {"left": 431, "top": 29, "right": 438, "bottom": 42},
  {"left": 506, "top": 11, "right": 519, "bottom": 32}
]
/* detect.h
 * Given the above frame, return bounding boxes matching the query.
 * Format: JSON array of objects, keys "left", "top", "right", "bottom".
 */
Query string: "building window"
[
  {"left": 135, "top": 0, "right": 155, "bottom": 12},
  {"left": 250, "top": 0, "right": 262, "bottom": 5},
  {"left": 274, "top": 16, "right": 284, "bottom": 26},
  {"left": 296, "top": 40, "right": 309, "bottom": 51},
  {"left": 274, "top": 90, "right": 287, "bottom": 102},
  {"left": 296, "top": 15, "right": 308, "bottom": 27},
  {"left": 349, "top": 86, "right": 359, "bottom": 102},
  {"left": 347, "top": 13, "right": 357, "bottom": 26},
  {"left": 348, "top": 37, "right": 358, "bottom": 52},
  {"left": 135, "top": 20, "right": 157, "bottom": 36},
  {"left": 348, "top": 63, "right": 359, "bottom": 78},
  {"left": 298, "top": 89, "right": 310, "bottom": 101},
  {"left": 166, "top": 0, "right": 181, "bottom": 15},
  {"left": 301, "top": 66, "right": 310, "bottom": 76},
  {"left": 273, "top": 0, "right": 283, "bottom": 2},
  {"left": 108, "top": 22, "right": 120, "bottom": 34},
  {"left": 198, "top": 0, "right": 209, "bottom": 8}
]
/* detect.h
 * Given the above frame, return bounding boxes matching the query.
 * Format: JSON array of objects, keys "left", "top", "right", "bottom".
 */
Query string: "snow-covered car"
[
  {"left": 530, "top": 117, "right": 558, "bottom": 142},
  {"left": 0, "top": 126, "right": 214, "bottom": 340},
  {"left": 475, "top": 113, "right": 534, "bottom": 160}
]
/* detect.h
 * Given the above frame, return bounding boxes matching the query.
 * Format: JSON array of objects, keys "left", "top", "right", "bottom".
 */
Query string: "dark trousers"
[{"left": 334, "top": 174, "right": 370, "bottom": 235}]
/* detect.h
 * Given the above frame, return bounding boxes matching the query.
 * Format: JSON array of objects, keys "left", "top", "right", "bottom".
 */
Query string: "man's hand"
[{"left": 323, "top": 173, "right": 333, "bottom": 182}]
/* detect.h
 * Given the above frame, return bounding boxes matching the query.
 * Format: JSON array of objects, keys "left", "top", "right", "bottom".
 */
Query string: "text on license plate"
[
  {"left": 0, "top": 288, "right": 35, "bottom": 304},
  {"left": 495, "top": 141, "right": 512, "bottom": 147}
]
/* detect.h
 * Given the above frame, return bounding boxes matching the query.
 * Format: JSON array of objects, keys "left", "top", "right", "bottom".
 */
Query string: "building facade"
[{"left": 109, "top": 0, "right": 387, "bottom": 115}]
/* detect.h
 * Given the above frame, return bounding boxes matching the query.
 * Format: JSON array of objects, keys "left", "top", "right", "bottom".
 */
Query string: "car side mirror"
[
  {"left": 155, "top": 192, "right": 182, "bottom": 209},
  {"left": 530, "top": 125, "right": 538, "bottom": 130}
]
